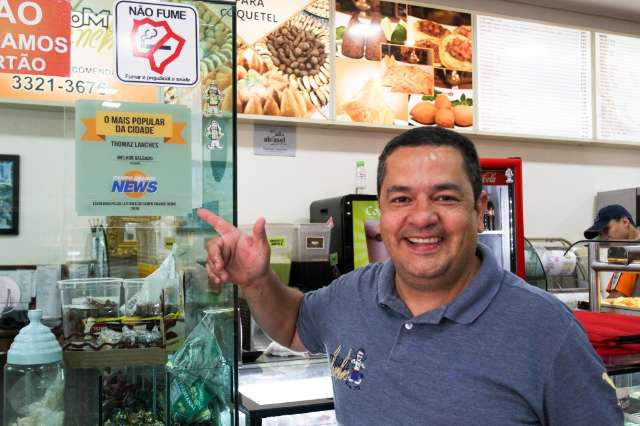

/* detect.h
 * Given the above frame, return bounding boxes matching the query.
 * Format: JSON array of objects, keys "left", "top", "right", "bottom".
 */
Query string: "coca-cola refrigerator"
[{"left": 479, "top": 158, "right": 525, "bottom": 278}]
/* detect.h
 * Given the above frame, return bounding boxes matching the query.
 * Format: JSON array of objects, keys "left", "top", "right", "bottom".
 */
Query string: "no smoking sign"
[{"left": 115, "top": 0, "right": 199, "bottom": 86}]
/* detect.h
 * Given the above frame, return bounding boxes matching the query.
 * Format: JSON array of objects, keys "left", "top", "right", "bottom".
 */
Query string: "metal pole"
[{"left": 588, "top": 241, "right": 600, "bottom": 312}]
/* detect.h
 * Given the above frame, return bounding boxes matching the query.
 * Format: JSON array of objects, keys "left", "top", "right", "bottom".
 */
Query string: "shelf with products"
[
  {"left": 582, "top": 241, "right": 640, "bottom": 375},
  {"left": 573, "top": 241, "right": 640, "bottom": 423}
]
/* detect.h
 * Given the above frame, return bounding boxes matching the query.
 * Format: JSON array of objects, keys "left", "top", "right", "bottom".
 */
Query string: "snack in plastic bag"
[
  {"left": 123, "top": 245, "right": 180, "bottom": 317},
  {"left": 166, "top": 310, "right": 231, "bottom": 424}
]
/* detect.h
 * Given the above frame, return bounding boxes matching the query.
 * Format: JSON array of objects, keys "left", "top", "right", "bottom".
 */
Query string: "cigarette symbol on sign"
[
  {"left": 139, "top": 29, "right": 171, "bottom": 51},
  {"left": 130, "top": 18, "right": 185, "bottom": 75}
]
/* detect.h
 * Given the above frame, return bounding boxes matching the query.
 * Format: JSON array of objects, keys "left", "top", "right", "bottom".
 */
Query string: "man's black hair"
[{"left": 376, "top": 127, "right": 482, "bottom": 202}]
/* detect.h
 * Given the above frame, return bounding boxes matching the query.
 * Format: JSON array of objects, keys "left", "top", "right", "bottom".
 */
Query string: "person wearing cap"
[{"left": 584, "top": 204, "right": 640, "bottom": 298}]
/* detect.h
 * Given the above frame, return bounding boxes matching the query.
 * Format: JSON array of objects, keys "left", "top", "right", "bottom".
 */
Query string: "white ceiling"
[{"left": 512, "top": 0, "right": 640, "bottom": 22}]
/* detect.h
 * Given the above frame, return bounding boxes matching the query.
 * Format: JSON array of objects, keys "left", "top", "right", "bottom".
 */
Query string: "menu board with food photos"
[
  {"left": 476, "top": 15, "right": 592, "bottom": 139},
  {"left": 595, "top": 33, "right": 640, "bottom": 142},
  {"left": 235, "top": 0, "right": 331, "bottom": 120},
  {"left": 334, "top": 2, "right": 473, "bottom": 130}
]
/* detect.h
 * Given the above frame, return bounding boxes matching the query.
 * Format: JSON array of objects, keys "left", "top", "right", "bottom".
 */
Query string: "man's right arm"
[
  {"left": 543, "top": 321, "right": 623, "bottom": 425},
  {"left": 197, "top": 208, "right": 307, "bottom": 351}
]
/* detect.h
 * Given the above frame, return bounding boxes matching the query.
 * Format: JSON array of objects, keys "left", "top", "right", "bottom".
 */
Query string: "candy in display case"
[
  {"left": 100, "top": 366, "right": 167, "bottom": 426},
  {"left": 58, "top": 273, "right": 184, "bottom": 352},
  {"left": 58, "top": 278, "right": 124, "bottom": 350}
]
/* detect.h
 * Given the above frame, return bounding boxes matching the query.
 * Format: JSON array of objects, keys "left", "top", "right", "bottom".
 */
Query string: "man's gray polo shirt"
[{"left": 297, "top": 244, "right": 622, "bottom": 425}]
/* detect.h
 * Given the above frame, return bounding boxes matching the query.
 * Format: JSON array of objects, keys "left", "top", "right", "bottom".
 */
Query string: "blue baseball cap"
[{"left": 584, "top": 204, "right": 635, "bottom": 239}]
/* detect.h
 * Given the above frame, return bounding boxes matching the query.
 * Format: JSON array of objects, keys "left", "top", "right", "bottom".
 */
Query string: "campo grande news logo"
[{"left": 111, "top": 170, "right": 158, "bottom": 198}]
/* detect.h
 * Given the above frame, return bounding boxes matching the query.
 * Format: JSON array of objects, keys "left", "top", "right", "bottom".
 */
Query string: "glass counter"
[
  {"left": 238, "top": 357, "right": 335, "bottom": 426},
  {"left": 0, "top": 0, "right": 239, "bottom": 423},
  {"left": 604, "top": 355, "right": 640, "bottom": 424}
]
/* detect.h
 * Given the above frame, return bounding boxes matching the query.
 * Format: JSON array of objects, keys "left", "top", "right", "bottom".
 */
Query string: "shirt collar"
[{"left": 376, "top": 243, "right": 503, "bottom": 324}]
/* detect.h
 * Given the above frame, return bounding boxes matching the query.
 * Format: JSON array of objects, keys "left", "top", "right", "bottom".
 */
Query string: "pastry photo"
[
  {"left": 408, "top": 90, "right": 473, "bottom": 129},
  {"left": 440, "top": 32, "right": 472, "bottom": 72},
  {"left": 335, "top": 57, "right": 409, "bottom": 125},
  {"left": 235, "top": 0, "right": 331, "bottom": 119},
  {"left": 380, "top": 54, "right": 434, "bottom": 96},
  {"left": 406, "top": 10, "right": 473, "bottom": 73}
]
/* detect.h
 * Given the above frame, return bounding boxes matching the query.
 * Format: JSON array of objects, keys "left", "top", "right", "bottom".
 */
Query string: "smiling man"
[
  {"left": 198, "top": 127, "right": 621, "bottom": 425},
  {"left": 376, "top": 137, "right": 486, "bottom": 316}
]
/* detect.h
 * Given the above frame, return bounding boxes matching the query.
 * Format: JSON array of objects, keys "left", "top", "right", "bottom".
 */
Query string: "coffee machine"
[{"left": 310, "top": 194, "right": 390, "bottom": 275}]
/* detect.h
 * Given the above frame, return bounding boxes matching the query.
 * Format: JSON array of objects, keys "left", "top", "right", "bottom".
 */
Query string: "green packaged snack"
[
  {"left": 169, "top": 377, "right": 211, "bottom": 423},
  {"left": 167, "top": 310, "right": 231, "bottom": 424}
]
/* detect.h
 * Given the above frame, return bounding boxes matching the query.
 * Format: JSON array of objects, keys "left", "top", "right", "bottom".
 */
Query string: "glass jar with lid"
[{"left": 3, "top": 309, "right": 64, "bottom": 426}]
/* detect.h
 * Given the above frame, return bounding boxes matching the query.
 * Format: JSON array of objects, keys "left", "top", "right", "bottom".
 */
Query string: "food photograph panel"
[
  {"left": 335, "top": 0, "right": 473, "bottom": 130},
  {"left": 236, "top": 0, "right": 331, "bottom": 120}
]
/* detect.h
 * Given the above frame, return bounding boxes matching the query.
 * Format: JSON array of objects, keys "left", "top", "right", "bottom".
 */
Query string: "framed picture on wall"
[{"left": 0, "top": 155, "right": 19, "bottom": 235}]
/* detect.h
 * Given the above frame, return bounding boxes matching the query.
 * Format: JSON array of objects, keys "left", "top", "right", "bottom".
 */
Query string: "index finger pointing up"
[{"left": 197, "top": 208, "right": 236, "bottom": 235}]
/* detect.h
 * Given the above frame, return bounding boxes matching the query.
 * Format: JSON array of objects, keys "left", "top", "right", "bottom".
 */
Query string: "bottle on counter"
[
  {"left": 4, "top": 309, "right": 64, "bottom": 426},
  {"left": 487, "top": 200, "right": 495, "bottom": 231},
  {"left": 483, "top": 200, "right": 496, "bottom": 231},
  {"left": 355, "top": 160, "right": 367, "bottom": 194}
]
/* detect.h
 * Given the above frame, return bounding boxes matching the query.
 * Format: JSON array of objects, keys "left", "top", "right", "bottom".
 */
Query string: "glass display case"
[
  {"left": 238, "top": 357, "right": 335, "bottom": 426},
  {"left": 580, "top": 241, "right": 640, "bottom": 424},
  {"left": 99, "top": 366, "right": 167, "bottom": 425},
  {"left": 607, "top": 362, "right": 640, "bottom": 425},
  {"left": 0, "top": 0, "right": 238, "bottom": 424},
  {"left": 585, "top": 241, "right": 640, "bottom": 313},
  {"left": 524, "top": 237, "right": 590, "bottom": 307}
]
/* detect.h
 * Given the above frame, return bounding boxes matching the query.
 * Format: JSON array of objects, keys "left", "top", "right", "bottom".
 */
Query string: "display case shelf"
[
  {"left": 64, "top": 348, "right": 167, "bottom": 369},
  {"left": 238, "top": 357, "right": 335, "bottom": 426}
]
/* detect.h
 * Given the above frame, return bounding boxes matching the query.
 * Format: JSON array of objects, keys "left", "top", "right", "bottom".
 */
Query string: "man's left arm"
[{"left": 543, "top": 321, "right": 623, "bottom": 425}]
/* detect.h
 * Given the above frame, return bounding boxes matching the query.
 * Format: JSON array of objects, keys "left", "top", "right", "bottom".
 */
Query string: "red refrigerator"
[{"left": 479, "top": 158, "right": 525, "bottom": 278}]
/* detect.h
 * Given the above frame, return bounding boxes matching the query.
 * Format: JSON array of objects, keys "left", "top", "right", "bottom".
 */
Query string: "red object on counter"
[{"left": 574, "top": 310, "right": 640, "bottom": 356}]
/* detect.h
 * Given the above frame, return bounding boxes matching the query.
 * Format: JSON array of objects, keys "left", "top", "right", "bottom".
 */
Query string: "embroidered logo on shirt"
[
  {"left": 602, "top": 372, "right": 616, "bottom": 390},
  {"left": 330, "top": 345, "right": 366, "bottom": 390}
]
